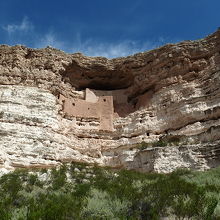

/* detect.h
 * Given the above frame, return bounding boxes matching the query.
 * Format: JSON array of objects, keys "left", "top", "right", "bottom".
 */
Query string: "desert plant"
[
  {"left": 137, "top": 141, "right": 151, "bottom": 150},
  {"left": 50, "top": 165, "right": 67, "bottom": 190},
  {"left": 152, "top": 139, "right": 167, "bottom": 147}
]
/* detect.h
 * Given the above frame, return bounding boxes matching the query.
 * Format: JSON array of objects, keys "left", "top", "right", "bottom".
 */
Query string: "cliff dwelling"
[
  {"left": 59, "top": 88, "right": 136, "bottom": 131},
  {"left": 58, "top": 56, "right": 156, "bottom": 132}
]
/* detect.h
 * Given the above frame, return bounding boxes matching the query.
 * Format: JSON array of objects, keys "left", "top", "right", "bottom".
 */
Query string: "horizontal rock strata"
[{"left": 0, "top": 29, "right": 220, "bottom": 173}]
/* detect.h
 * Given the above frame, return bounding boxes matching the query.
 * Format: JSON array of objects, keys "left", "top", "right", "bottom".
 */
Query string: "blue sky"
[{"left": 0, "top": 0, "right": 219, "bottom": 58}]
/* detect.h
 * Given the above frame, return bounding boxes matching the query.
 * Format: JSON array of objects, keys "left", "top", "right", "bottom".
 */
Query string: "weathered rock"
[{"left": 0, "top": 29, "right": 220, "bottom": 173}]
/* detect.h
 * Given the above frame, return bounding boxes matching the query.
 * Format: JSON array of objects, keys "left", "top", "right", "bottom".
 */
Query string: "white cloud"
[
  {"left": 68, "top": 37, "right": 162, "bottom": 58},
  {"left": 35, "top": 32, "right": 162, "bottom": 58},
  {"left": 1, "top": 17, "right": 168, "bottom": 58},
  {"left": 35, "top": 32, "right": 64, "bottom": 49},
  {"left": 72, "top": 41, "right": 156, "bottom": 58},
  {"left": 33, "top": 31, "right": 157, "bottom": 58},
  {"left": 2, "top": 17, "right": 33, "bottom": 35}
]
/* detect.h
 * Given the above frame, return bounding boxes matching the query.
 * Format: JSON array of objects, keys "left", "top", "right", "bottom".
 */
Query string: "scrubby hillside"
[{"left": 0, "top": 163, "right": 220, "bottom": 219}]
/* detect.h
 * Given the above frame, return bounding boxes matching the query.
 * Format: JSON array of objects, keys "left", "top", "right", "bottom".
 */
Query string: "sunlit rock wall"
[{"left": 0, "top": 29, "right": 220, "bottom": 173}]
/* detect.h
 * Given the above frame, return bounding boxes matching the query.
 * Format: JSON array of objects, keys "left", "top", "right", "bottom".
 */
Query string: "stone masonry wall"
[{"left": 59, "top": 89, "right": 114, "bottom": 131}]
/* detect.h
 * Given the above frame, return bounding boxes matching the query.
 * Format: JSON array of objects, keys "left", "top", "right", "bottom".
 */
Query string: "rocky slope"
[{"left": 0, "top": 29, "right": 220, "bottom": 173}]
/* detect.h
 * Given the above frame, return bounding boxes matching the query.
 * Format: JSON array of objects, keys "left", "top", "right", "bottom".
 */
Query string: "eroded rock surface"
[{"left": 0, "top": 29, "right": 220, "bottom": 173}]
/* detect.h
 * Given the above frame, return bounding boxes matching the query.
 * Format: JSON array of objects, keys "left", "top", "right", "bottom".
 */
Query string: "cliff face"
[{"left": 0, "top": 30, "right": 220, "bottom": 173}]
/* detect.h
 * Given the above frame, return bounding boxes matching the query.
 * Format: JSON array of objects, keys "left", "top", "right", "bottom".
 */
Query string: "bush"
[
  {"left": 137, "top": 141, "right": 150, "bottom": 150},
  {"left": 152, "top": 140, "right": 167, "bottom": 147},
  {"left": 83, "top": 189, "right": 129, "bottom": 219},
  {"left": 50, "top": 165, "right": 67, "bottom": 190},
  {"left": 26, "top": 193, "right": 83, "bottom": 220}
]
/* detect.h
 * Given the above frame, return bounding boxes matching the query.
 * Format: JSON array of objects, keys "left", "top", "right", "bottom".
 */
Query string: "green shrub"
[
  {"left": 137, "top": 139, "right": 169, "bottom": 150},
  {"left": 152, "top": 140, "right": 167, "bottom": 147},
  {"left": 83, "top": 189, "right": 129, "bottom": 219},
  {"left": 50, "top": 165, "right": 67, "bottom": 190},
  {"left": 137, "top": 141, "right": 150, "bottom": 150},
  {"left": 26, "top": 193, "right": 83, "bottom": 220}
]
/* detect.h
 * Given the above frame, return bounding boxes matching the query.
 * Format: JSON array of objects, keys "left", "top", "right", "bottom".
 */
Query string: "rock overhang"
[{"left": 61, "top": 60, "right": 134, "bottom": 91}]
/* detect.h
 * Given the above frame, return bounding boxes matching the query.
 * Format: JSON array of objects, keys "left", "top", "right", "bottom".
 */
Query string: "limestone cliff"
[{"left": 0, "top": 29, "right": 220, "bottom": 173}]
